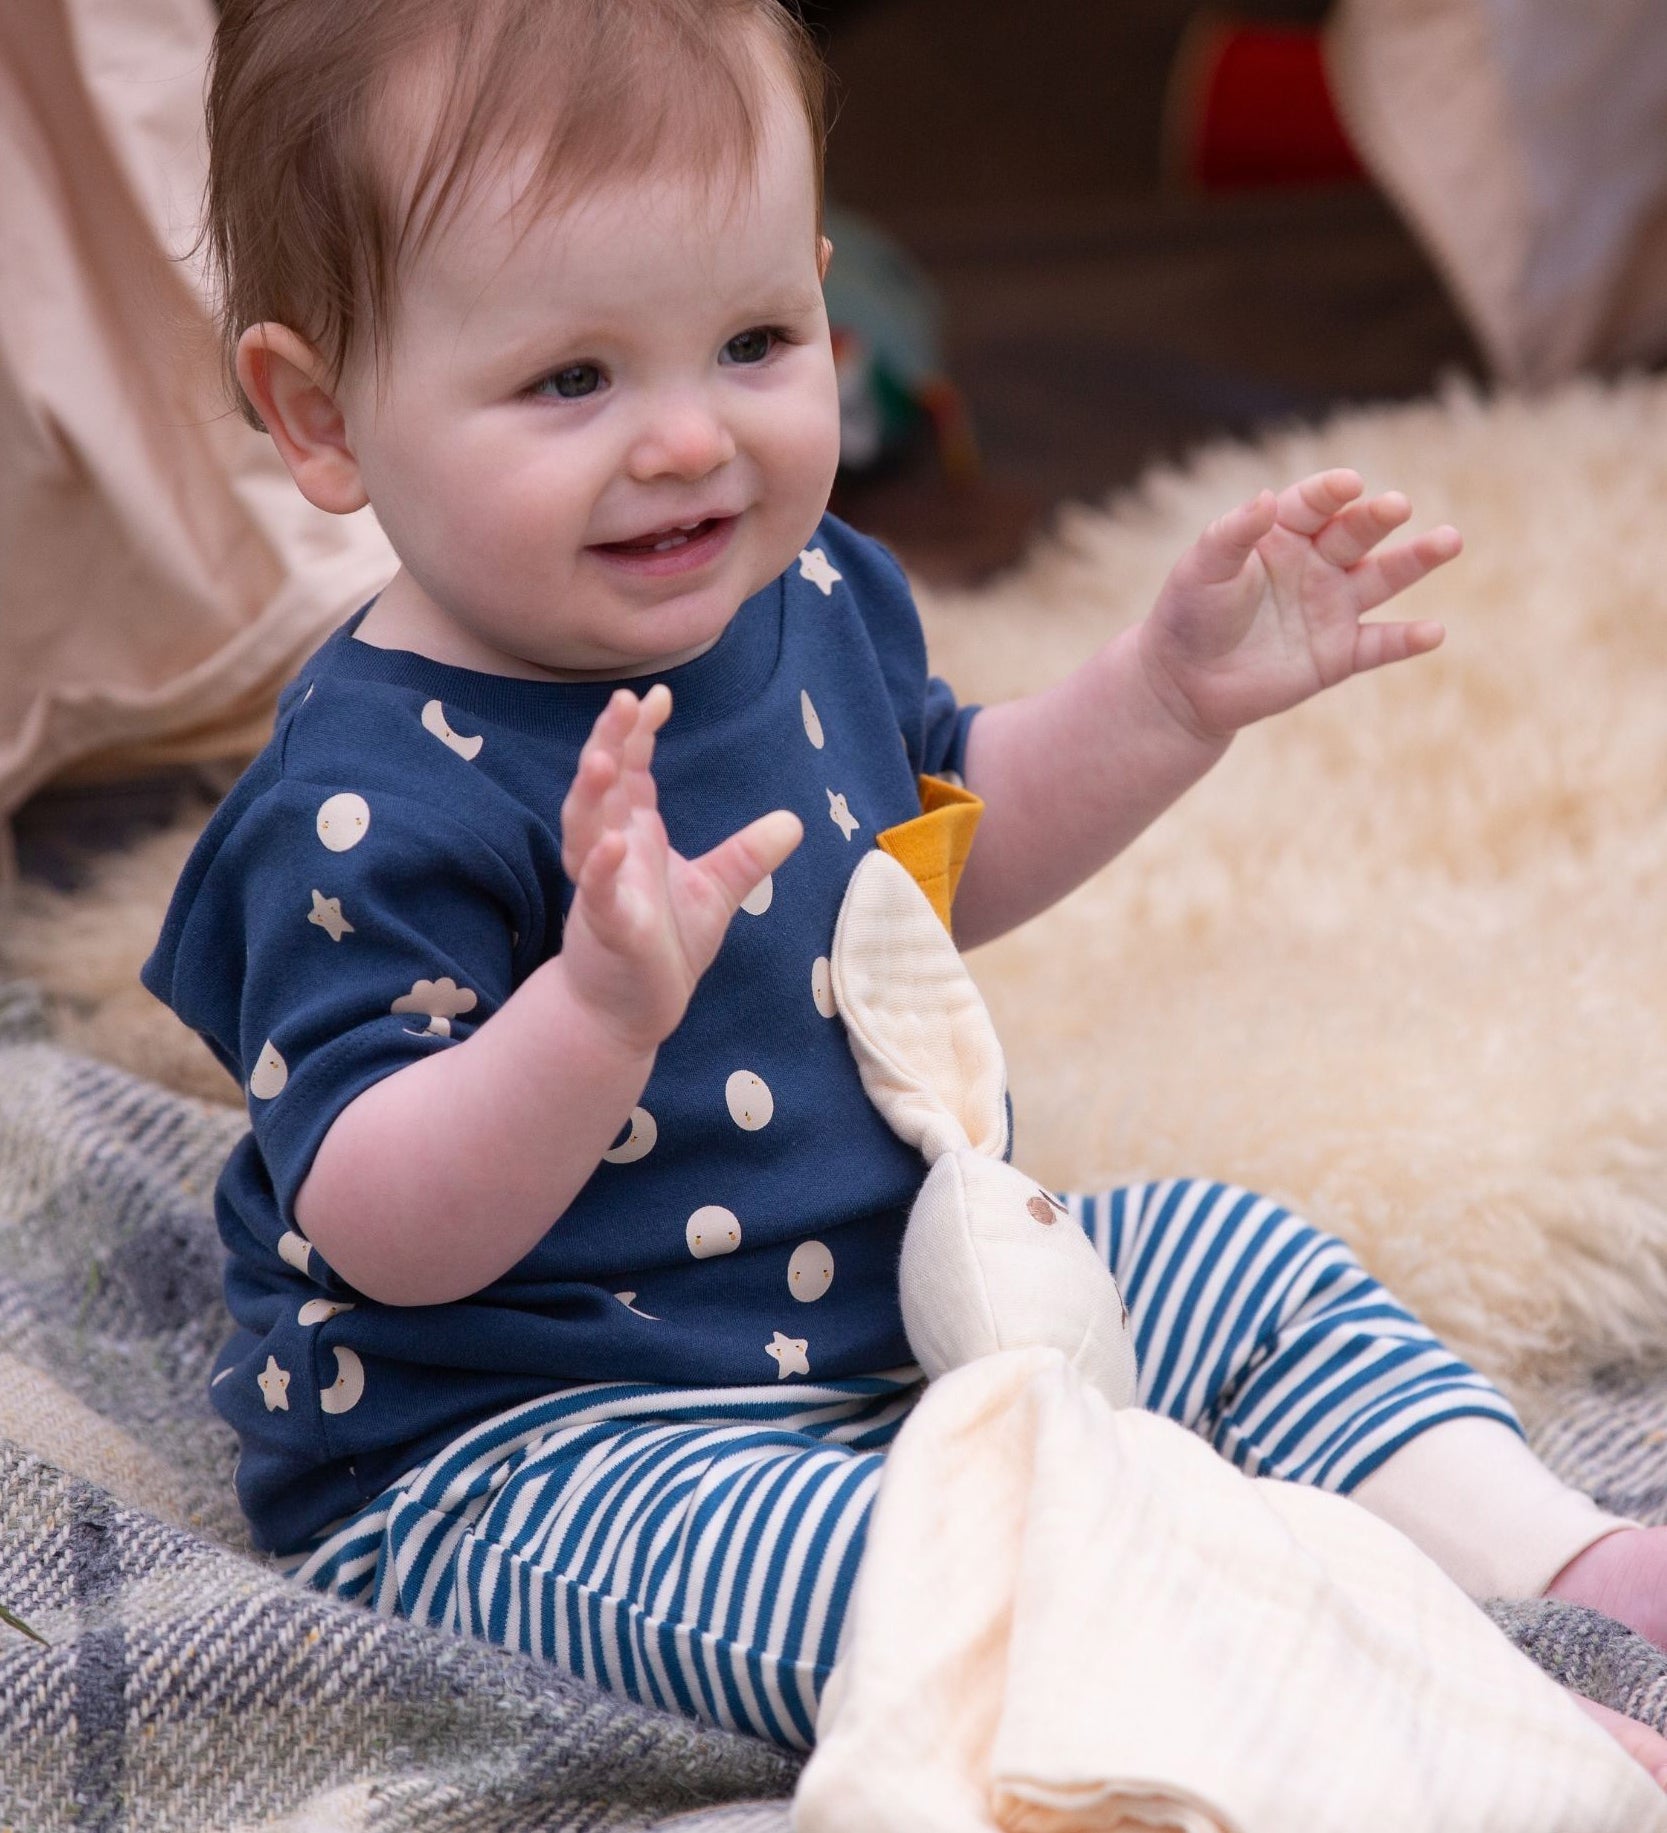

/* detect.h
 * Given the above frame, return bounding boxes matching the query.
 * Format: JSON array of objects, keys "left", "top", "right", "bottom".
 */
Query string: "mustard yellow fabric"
[{"left": 875, "top": 776, "right": 983, "bottom": 930}]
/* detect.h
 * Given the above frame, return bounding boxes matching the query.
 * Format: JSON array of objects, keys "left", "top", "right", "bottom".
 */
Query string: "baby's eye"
[
  {"left": 722, "top": 327, "right": 777, "bottom": 366},
  {"left": 532, "top": 362, "right": 604, "bottom": 400}
]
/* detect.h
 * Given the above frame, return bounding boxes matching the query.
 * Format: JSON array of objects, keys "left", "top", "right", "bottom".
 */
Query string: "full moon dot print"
[
  {"left": 686, "top": 1206, "right": 742, "bottom": 1258},
  {"left": 788, "top": 1240, "right": 834, "bottom": 1301},
  {"left": 725, "top": 1071, "right": 774, "bottom": 1130},
  {"left": 315, "top": 792, "right": 370, "bottom": 852}
]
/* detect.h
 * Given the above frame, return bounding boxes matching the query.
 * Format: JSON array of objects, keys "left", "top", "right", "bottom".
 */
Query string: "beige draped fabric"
[
  {"left": 0, "top": 0, "right": 394, "bottom": 860},
  {"left": 1327, "top": 0, "right": 1667, "bottom": 387}
]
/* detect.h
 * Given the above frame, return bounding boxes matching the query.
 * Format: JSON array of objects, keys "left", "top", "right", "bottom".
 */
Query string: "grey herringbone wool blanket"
[{"left": 4, "top": 976, "right": 1667, "bottom": 1830}]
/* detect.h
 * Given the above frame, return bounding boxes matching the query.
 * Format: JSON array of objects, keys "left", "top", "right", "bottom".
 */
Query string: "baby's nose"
[{"left": 627, "top": 395, "right": 737, "bottom": 483}]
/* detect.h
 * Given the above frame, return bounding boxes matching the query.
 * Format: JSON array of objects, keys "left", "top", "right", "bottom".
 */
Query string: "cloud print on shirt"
[{"left": 391, "top": 975, "right": 478, "bottom": 1038}]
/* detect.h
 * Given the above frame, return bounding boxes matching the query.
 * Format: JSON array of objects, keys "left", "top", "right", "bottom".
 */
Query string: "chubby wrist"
[
  {"left": 1110, "top": 621, "right": 1236, "bottom": 756},
  {"left": 527, "top": 952, "right": 664, "bottom": 1075}
]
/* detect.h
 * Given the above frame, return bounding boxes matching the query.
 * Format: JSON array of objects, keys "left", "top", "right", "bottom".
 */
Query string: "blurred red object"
[{"left": 1165, "top": 16, "right": 1366, "bottom": 190}]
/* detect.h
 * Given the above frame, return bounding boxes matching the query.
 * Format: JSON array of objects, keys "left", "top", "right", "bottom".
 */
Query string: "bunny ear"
[{"left": 830, "top": 850, "right": 1010, "bottom": 1163}]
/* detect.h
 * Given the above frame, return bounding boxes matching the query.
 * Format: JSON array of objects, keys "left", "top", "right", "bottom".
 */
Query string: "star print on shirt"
[
  {"left": 257, "top": 1354, "right": 292, "bottom": 1412},
  {"left": 765, "top": 1331, "right": 810, "bottom": 1379},
  {"left": 797, "top": 547, "right": 842, "bottom": 595},
  {"left": 307, "top": 889, "right": 354, "bottom": 942},
  {"left": 827, "top": 790, "right": 860, "bottom": 841}
]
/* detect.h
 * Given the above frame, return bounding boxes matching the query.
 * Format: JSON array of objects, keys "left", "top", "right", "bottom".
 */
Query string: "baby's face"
[{"left": 339, "top": 75, "right": 840, "bottom": 680}]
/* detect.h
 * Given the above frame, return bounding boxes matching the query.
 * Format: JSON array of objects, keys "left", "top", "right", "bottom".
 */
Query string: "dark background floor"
[
  {"left": 11, "top": 0, "right": 1485, "bottom": 881},
  {"left": 817, "top": 0, "right": 1481, "bottom": 578}
]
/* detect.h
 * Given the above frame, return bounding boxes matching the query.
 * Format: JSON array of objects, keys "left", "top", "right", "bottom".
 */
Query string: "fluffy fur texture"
[{"left": 8, "top": 375, "right": 1667, "bottom": 1408}]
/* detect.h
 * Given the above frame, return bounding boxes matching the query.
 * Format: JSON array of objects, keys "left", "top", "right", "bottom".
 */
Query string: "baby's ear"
[
  {"left": 235, "top": 323, "right": 369, "bottom": 517},
  {"left": 817, "top": 235, "right": 834, "bottom": 282}
]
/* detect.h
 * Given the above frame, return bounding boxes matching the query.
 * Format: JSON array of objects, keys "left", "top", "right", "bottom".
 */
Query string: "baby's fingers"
[
  {"left": 1312, "top": 492, "right": 1411, "bottom": 570},
  {"left": 559, "top": 742, "right": 621, "bottom": 880},
  {"left": 573, "top": 825, "right": 648, "bottom": 940},
  {"left": 562, "top": 689, "right": 656, "bottom": 873},
  {"left": 1352, "top": 617, "right": 1445, "bottom": 676},
  {"left": 1274, "top": 468, "right": 1364, "bottom": 536},
  {"left": 695, "top": 810, "right": 804, "bottom": 917},
  {"left": 1187, "top": 490, "right": 1278, "bottom": 585},
  {"left": 1350, "top": 523, "right": 1463, "bottom": 614},
  {"left": 618, "top": 684, "right": 672, "bottom": 814}
]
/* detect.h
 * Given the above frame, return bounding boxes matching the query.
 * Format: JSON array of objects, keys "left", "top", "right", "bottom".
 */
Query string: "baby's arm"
[
  {"left": 951, "top": 471, "right": 1460, "bottom": 947},
  {"left": 294, "top": 686, "right": 801, "bottom": 1305}
]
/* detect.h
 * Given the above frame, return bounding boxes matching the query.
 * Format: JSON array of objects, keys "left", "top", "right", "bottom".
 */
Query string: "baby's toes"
[{"left": 1571, "top": 1694, "right": 1667, "bottom": 1789}]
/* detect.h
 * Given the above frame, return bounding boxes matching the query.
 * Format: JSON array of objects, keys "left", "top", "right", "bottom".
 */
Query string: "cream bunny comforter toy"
[{"left": 792, "top": 843, "right": 1665, "bottom": 1833}]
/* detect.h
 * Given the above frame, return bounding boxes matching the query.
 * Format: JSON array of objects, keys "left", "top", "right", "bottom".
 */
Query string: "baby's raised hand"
[
  {"left": 559, "top": 685, "right": 802, "bottom": 1053},
  {"left": 1140, "top": 469, "right": 1462, "bottom": 741}
]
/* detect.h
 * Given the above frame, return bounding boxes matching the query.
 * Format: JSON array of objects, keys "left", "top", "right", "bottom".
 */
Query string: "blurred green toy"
[{"left": 822, "top": 204, "right": 978, "bottom": 479}]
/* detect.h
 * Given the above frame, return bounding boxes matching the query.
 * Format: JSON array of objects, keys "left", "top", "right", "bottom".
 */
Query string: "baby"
[{"left": 147, "top": 0, "right": 1667, "bottom": 1775}]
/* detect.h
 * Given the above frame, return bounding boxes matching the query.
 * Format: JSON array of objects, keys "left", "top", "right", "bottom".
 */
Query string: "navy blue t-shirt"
[{"left": 143, "top": 516, "right": 978, "bottom": 1553}]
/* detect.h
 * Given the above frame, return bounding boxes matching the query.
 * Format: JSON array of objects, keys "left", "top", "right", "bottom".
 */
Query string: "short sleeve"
[
  {"left": 920, "top": 673, "right": 978, "bottom": 782},
  {"left": 817, "top": 515, "right": 981, "bottom": 780},
  {"left": 146, "top": 777, "right": 545, "bottom": 1229}
]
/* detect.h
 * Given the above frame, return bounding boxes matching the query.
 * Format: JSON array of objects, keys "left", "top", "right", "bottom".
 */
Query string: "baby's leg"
[
  {"left": 286, "top": 1376, "right": 910, "bottom": 1750},
  {"left": 1077, "top": 1179, "right": 1635, "bottom": 1588},
  {"left": 1074, "top": 1180, "right": 1667, "bottom": 1781},
  {"left": 1071, "top": 1179, "right": 1524, "bottom": 1497}
]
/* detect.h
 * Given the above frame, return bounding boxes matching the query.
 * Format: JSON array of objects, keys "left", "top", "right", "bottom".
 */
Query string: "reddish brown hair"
[{"left": 203, "top": 0, "right": 830, "bottom": 427}]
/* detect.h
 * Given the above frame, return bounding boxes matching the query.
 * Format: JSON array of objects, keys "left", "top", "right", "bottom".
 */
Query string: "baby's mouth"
[{"left": 594, "top": 516, "right": 728, "bottom": 556}]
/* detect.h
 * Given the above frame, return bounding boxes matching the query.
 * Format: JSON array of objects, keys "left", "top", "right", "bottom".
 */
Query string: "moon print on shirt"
[
  {"left": 257, "top": 1355, "right": 291, "bottom": 1412},
  {"left": 307, "top": 889, "right": 354, "bottom": 942},
  {"left": 811, "top": 956, "right": 836, "bottom": 1018},
  {"left": 421, "top": 699, "right": 485, "bottom": 760},
  {"left": 315, "top": 792, "right": 370, "bottom": 852},
  {"left": 725, "top": 1070, "right": 773, "bottom": 1130},
  {"left": 249, "top": 1040, "right": 288, "bottom": 1099},
  {"left": 614, "top": 1291, "right": 661, "bottom": 1321},
  {"left": 827, "top": 791, "right": 860, "bottom": 841},
  {"left": 800, "top": 690, "right": 825, "bottom": 748},
  {"left": 740, "top": 874, "right": 774, "bottom": 916},
  {"left": 319, "top": 1345, "right": 366, "bottom": 1414},
  {"left": 686, "top": 1205, "right": 742, "bottom": 1258},
  {"left": 787, "top": 1240, "right": 834, "bottom": 1302},
  {"left": 276, "top": 1231, "right": 314, "bottom": 1278},
  {"left": 766, "top": 1331, "right": 810, "bottom": 1378},
  {"left": 298, "top": 1299, "right": 355, "bottom": 1325},
  {"left": 391, "top": 976, "right": 477, "bottom": 1038},
  {"left": 602, "top": 1107, "right": 657, "bottom": 1164},
  {"left": 797, "top": 548, "right": 842, "bottom": 595}
]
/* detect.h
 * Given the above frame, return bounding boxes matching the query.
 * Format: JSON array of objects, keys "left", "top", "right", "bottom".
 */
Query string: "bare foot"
[
  {"left": 1547, "top": 1526, "right": 1667, "bottom": 1652},
  {"left": 1572, "top": 1695, "right": 1667, "bottom": 1788},
  {"left": 1547, "top": 1527, "right": 1667, "bottom": 1785}
]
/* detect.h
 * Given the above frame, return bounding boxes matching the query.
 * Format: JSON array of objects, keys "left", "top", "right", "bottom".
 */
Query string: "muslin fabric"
[{"left": 795, "top": 1347, "right": 1667, "bottom": 1833}]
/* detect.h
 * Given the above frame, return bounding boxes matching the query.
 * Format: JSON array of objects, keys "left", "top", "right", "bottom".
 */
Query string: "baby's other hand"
[
  {"left": 1140, "top": 469, "right": 1462, "bottom": 742},
  {"left": 559, "top": 685, "right": 802, "bottom": 1054}
]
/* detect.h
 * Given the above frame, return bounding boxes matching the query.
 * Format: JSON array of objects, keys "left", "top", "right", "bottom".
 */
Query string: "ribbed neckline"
[{"left": 311, "top": 574, "right": 785, "bottom": 744}]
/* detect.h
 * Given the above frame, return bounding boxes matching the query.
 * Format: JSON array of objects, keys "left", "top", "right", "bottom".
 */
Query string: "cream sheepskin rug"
[{"left": 7, "top": 375, "right": 1667, "bottom": 1409}]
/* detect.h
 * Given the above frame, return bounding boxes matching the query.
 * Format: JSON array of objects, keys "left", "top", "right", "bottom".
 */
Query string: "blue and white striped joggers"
[{"left": 288, "top": 1179, "right": 1521, "bottom": 1749}]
